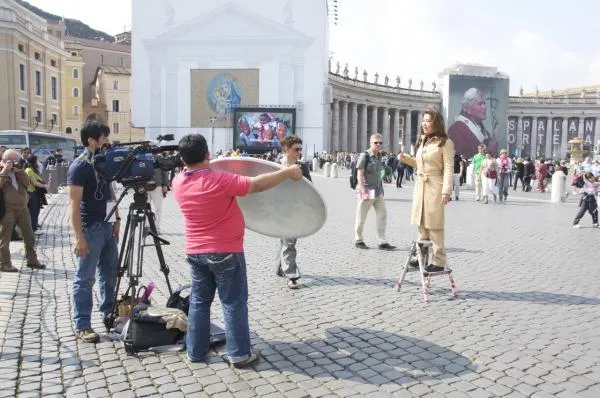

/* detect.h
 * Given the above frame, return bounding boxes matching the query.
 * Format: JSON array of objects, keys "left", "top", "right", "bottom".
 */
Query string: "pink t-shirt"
[{"left": 172, "top": 168, "right": 251, "bottom": 254}]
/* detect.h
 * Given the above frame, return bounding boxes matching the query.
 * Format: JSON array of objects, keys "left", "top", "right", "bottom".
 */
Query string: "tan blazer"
[{"left": 402, "top": 137, "right": 455, "bottom": 230}]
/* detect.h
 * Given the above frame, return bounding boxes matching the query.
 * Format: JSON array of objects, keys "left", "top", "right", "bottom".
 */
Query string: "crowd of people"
[{"left": 2, "top": 114, "right": 598, "bottom": 371}]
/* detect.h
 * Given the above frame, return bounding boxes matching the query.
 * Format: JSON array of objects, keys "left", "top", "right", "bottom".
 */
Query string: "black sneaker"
[
  {"left": 355, "top": 241, "right": 369, "bottom": 249},
  {"left": 230, "top": 349, "right": 261, "bottom": 369},
  {"left": 424, "top": 264, "right": 445, "bottom": 273},
  {"left": 27, "top": 263, "right": 46, "bottom": 270},
  {"left": 408, "top": 258, "right": 420, "bottom": 269},
  {"left": 378, "top": 243, "right": 396, "bottom": 251}
]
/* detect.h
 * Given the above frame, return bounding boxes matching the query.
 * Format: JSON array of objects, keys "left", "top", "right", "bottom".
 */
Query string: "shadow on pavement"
[
  {"left": 243, "top": 326, "right": 474, "bottom": 385},
  {"left": 461, "top": 290, "right": 600, "bottom": 305}
]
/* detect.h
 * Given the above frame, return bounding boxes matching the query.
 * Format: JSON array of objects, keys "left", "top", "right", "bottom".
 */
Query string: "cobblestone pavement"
[{"left": 1, "top": 172, "right": 599, "bottom": 398}]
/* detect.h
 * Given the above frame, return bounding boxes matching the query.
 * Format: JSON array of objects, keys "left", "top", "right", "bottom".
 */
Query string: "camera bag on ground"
[
  {"left": 122, "top": 303, "right": 187, "bottom": 354},
  {"left": 166, "top": 284, "right": 191, "bottom": 314},
  {"left": 166, "top": 284, "right": 227, "bottom": 346}
]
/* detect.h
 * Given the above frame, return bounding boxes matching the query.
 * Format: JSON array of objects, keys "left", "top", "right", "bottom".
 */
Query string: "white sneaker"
[
  {"left": 573, "top": 224, "right": 581, "bottom": 229},
  {"left": 593, "top": 224, "right": 599, "bottom": 228}
]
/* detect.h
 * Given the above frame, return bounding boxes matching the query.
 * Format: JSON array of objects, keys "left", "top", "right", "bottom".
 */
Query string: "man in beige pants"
[{"left": 354, "top": 133, "right": 396, "bottom": 250}]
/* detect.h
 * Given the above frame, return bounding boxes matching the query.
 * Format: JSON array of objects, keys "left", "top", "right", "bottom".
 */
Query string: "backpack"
[{"left": 349, "top": 151, "right": 370, "bottom": 189}]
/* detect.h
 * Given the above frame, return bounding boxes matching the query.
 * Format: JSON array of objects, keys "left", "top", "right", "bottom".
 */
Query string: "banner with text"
[
  {"left": 551, "top": 118, "right": 563, "bottom": 158},
  {"left": 522, "top": 117, "right": 532, "bottom": 158},
  {"left": 507, "top": 116, "right": 518, "bottom": 156},
  {"left": 536, "top": 117, "right": 547, "bottom": 158},
  {"left": 567, "top": 117, "right": 579, "bottom": 141},
  {"left": 583, "top": 118, "right": 596, "bottom": 149}
]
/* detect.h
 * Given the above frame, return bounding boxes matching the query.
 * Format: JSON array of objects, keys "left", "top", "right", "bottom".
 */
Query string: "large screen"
[{"left": 233, "top": 107, "right": 296, "bottom": 151}]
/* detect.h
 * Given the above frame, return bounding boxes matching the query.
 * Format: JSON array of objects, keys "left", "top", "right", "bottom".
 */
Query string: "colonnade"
[{"left": 329, "top": 99, "right": 422, "bottom": 154}]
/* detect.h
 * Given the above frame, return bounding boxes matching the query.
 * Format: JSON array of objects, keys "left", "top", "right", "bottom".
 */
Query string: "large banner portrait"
[
  {"left": 522, "top": 117, "right": 532, "bottom": 158},
  {"left": 233, "top": 107, "right": 296, "bottom": 152},
  {"left": 446, "top": 75, "right": 509, "bottom": 158},
  {"left": 191, "top": 69, "right": 259, "bottom": 128}
]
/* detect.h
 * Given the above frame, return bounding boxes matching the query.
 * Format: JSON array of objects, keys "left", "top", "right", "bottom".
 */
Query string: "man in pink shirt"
[{"left": 172, "top": 134, "right": 302, "bottom": 368}]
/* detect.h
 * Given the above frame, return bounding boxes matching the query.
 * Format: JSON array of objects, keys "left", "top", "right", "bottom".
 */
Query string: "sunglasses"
[
  {"left": 292, "top": 147, "right": 302, "bottom": 152},
  {"left": 373, "top": 142, "right": 383, "bottom": 145}
]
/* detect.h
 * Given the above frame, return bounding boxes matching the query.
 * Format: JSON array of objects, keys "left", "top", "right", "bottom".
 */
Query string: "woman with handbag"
[
  {"left": 25, "top": 155, "right": 48, "bottom": 232},
  {"left": 480, "top": 151, "right": 498, "bottom": 204}
]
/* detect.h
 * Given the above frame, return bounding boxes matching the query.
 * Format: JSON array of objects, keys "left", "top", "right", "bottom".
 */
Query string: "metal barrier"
[{"left": 42, "top": 163, "right": 70, "bottom": 194}]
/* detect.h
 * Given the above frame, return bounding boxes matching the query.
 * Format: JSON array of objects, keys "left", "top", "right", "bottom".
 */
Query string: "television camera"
[{"left": 93, "top": 134, "right": 181, "bottom": 186}]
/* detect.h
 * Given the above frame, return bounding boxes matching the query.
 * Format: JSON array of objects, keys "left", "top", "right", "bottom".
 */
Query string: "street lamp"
[{"left": 209, "top": 114, "right": 217, "bottom": 155}]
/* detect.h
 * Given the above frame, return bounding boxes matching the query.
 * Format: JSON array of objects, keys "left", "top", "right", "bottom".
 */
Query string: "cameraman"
[
  {"left": 0, "top": 150, "right": 46, "bottom": 273},
  {"left": 67, "top": 120, "right": 120, "bottom": 343},
  {"left": 147, "top": 152, "right": 169, "bottom": 234},
  {"left": 172, "top": 134, "right": 302, "bottom": 368}
]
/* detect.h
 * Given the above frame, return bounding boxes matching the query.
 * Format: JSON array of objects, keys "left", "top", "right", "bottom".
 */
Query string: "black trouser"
[
  {"left": 573, "top": 194, "right": 598, "bottom": 225},
  {"left": 523, "top": 176, "right": 532, "bottom": 192},
  {"left": 27, "top": 191, "right": 41, "bottom": 232},
  {"left": 513, "top": 174, "right": 524, "bottom": 190},
  {"left": 396, "top": 168, "right": 404, "bottom": 187}
]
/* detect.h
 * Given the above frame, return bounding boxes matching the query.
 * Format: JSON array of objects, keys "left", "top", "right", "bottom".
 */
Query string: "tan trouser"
[
  {"left": 354, "top": 195, "right": 387, "bottom": 244},
  {"left": 474, "top": 172, "right": 483, "bottom": 200},
  {"left": 0, "top": 207, "right": 39, "bottom": 267},
  {"left": 418, "top": 226, "right": 445, "bottom": 266}
]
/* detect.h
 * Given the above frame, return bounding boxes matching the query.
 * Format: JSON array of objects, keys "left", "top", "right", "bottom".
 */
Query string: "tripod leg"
[
  {"left": 145, "top": 205, "right": 173, "bottom": 295},
  {"left": 106, "top": 208, "right": 137, "bottom": 330}
]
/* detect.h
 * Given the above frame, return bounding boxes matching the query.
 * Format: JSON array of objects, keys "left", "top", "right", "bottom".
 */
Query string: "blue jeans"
[
  {"left": 72, "top": 222, "right": 118, "bottom": 331},
  {"left": 186, "top": 252, "right": 251, "bottom": 363}
]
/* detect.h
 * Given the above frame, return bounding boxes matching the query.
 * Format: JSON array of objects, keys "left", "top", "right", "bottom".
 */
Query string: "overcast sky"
[{"left": 27, "top": 0, "right": 599, "bottom": 95}]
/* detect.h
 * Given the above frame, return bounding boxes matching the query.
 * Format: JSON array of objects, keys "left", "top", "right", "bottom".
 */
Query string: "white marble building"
[{"left": 131, "top": 0, "right": 328, "bottom": 153}]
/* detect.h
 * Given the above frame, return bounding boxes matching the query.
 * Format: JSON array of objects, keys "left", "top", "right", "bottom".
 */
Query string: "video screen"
[{"left": 233, "top": 107, "right": 296, "bottom": 151}]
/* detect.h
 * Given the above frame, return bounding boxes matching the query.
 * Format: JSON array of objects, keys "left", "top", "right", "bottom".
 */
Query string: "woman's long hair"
[
  {"left": 27, "top": 155, "right": 40, "bottom": 175},
  {"left": 415, "top": 108, "right": 448, "bottom": 148}
]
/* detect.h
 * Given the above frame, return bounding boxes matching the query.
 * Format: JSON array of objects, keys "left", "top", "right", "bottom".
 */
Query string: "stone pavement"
[{"left": 1, "top": 174, "right": 599, "bottom": 398}]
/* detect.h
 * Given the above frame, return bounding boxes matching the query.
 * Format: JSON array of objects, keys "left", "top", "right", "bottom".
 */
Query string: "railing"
[
  {"left": 329, "top": 73, "right": 441, "bottom": 99},
  {"left": 1, "top": 12, "right": 64, "bottom": 49},
  {"left": 510, "top": 96, "right": 600, "bottom": 105}
]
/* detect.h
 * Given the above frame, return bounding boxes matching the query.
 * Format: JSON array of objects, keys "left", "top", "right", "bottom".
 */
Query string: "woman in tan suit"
[{"left": 399, "top": 108, "right": 455, "bottom": 272}]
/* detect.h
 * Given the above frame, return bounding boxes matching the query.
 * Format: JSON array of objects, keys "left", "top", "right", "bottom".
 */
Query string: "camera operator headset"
[{"left": 67, "top": 120, "right": 121, "bottom": 344}]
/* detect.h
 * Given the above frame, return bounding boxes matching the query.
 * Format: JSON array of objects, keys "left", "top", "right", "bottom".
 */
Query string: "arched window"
[
  {"left": 73, "top": 68, "right": 79, "bottom": 79},
  {"left": 73, "top": 87, "right": 79, "bottom": 97},
  {"left": 66, "top": 127, "right": 72, "bottom": 134}
]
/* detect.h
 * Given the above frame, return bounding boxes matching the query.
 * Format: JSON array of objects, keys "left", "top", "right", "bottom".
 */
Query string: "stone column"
[
  {"left": 404, "top": 110, "right": 412, "bottom": 154},
  {"left": 531, "top": 117, "right": 538, "bottom": 159},
  {"left": 332, "top": 100, "right": 340, "bottom": 151},
  {"left": 350, "top": 102, "right": 358, "bottom": 152},
  {"left": 561, "top": 118, "right": 568, "bottom": 160},
  {"left": 328, "top": 103, "right": 333, "bottom": 150},
  {"left": 595, "top": 117, "right": 600, "bottom": 152},
  {"left": 149, "top": 63, "right": 162, "bottom": 129},
  {"left": 545, "top": 118, "right": 553, "bottom": 159},
  {"left": 279, "top": 61, "right": 293, "bottom": 104},
  {"left": 165, "top": 64, "right": 178, "bottom": 128},
  {"left": 370, "top": 106, "right": 378, "bottom": 135},
  {"left": 392, "top": 108, "right": 400, "bottom": 153},
  {"left": 417, "top": 112, "right": 423, "bottom": 138},
  {"left": 381, "top": 107, "right": 389, "bottom": 151},
  {"left": 360, "top": 104, "right": 368, "bottom": 151},
  {"left": 341, "top": 101, "right": 349, "bottom": 151},
  {"left": 578, "top": 117, "right": 584, "bottom": 138}
]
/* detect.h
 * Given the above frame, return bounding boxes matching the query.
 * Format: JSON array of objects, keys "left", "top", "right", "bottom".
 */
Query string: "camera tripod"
[{"left": 104, "top": 181, "right": 174, "bottom": 330}]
